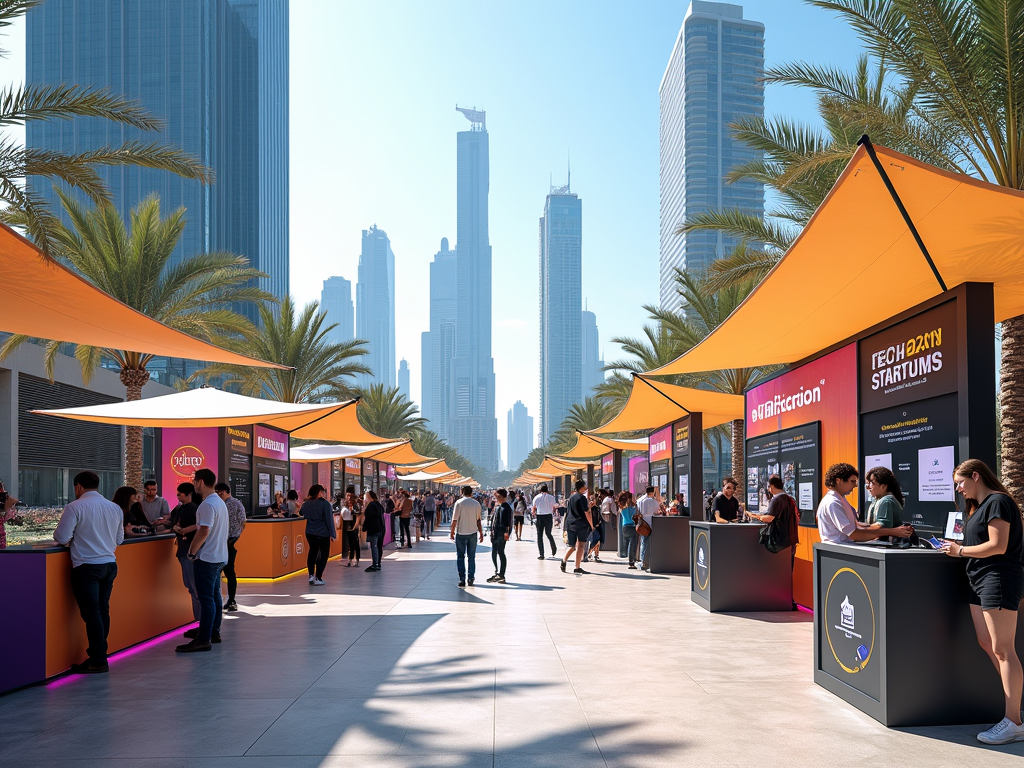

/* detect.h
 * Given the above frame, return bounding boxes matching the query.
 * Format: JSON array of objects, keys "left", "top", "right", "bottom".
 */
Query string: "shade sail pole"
[
  {"left": 858, "top": 135, "right": 948, "bottom": 292},
  {"left": 633, "top": 373, "right": 691, "bottom": 415}
]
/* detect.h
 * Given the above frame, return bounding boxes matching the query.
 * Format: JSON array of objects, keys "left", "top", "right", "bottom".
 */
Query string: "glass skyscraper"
[
  {"left": 26, "top": 0, "right": 290, "bottom": 326},
  {"left": 581, "top": 308, "right": 605, "bottom": 399},
  {"left": 321, "top": 276, "right": 354, "bottom": 347},
  {"left": 538, "top": 184, "right": 583, "bottom": 443},
  {"left": 659, "top": 1, "right": 764, "bottom": 311},
  {"left": 421, "top": 238, "right": 457, "bottom": 440},
  {"left": 356, "top": 225, "right": 396, "bottom": 389},
  {"left": 448, "top": 108, "right": 498, "bottom": 471},
  {"left": 506, "top": 401, "right": 534, "bottom": 473}
]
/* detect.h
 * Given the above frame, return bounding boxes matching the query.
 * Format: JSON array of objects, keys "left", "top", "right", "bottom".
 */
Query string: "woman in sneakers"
[
  {"left": 340, "top": 490, "right": 363, "bottom": 567},
  {"left": 301, "top": 484, "right": 336, "bottom": 586},
  {"left": 943, "top": 459, "right": 1024, "bottom": 745}
]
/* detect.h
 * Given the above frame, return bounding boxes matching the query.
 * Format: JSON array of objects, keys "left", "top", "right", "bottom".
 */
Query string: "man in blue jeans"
[
  {"left": 450, "top": 486, "right": 483, "bottom": 587},
  {"left": 177, "top": 468, "right": 229, "bottom": 653}
]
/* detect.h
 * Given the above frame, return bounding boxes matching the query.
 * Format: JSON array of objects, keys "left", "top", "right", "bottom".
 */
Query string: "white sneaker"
[
  {"left": 313, "top": 578, "right": 325, "bottom": 586},
  {"left": 308, "top": 575, "right": 315, "bottom": 585},
  {"left": 977, "top": 717, "right": 1024, "bottom": 745}
]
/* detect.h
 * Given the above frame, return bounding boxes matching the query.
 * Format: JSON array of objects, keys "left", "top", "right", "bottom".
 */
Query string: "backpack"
[
  {"left": 704, "top": 491, "right": 718, "bottom": 522},
  {"left": 758, "top": 495, "right": 795, "bottom": 553}
]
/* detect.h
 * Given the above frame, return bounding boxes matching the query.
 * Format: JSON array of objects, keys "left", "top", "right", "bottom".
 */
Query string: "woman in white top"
[{"left": 341, "top": 497, "right": 364, "bottom": 567}]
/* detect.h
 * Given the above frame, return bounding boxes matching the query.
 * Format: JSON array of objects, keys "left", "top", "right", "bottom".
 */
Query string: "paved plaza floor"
[{"left": 1, "top": 525, "right": 1022, "bottom": 767}]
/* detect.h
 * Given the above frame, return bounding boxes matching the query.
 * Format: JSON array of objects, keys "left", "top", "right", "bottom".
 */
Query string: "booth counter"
[
  {"left": 813, "top": 542, "right": 1024, "bottom": 727},
  {"left": 234, "top": 518, "right": 345, "bottom": 579},
  {"left": 648, "top": 515, "right": 691, "bottom": 574},
  {"left": 0, "top": 534, "right": 194, "bottom": 694},
  {"left": 689, "top": 521, "right": 793, "bottom": 612}
]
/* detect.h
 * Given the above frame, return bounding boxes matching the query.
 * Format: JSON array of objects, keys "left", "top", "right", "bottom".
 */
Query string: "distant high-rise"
[
  {"left": 321, "top": 277, "right": 354, "bottom": 347},
  {"left": 356, "top": 225, "right": 396, "bottom": 388},
  {"left": 507, "top": 401, "right": 534, "bottom": 471},
  {"left": 398, "top": 359, "right": 411, "bottom": 404},
  {"left": 539, "top": 183, "right": 582, "bottom": 443},
  {"left": 448, "top": 107, "right": 498, "bottom": 470},
  {"left": 26, "top": 0, "right": 290, "bottom": 325},
  {"left": 581, "top": 309, "right": 605, "bottom": 398},
  {"left": 421, "top": 238, "right": 457, "bottom": 439},
  {"left": 659, "top": 1, "right": 764, "bottom": 311}
]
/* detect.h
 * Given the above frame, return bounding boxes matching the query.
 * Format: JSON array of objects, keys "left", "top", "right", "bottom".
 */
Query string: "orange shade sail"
[
  {"left": 650, "top": 142, "right": 1024, "bottom": 376},
  {"left": 590, "top": 376, "right": 744, "bottom": 434},
  {"left": 290, "top": 441, "right": 432, "bottom": 466},
  {"left": 0, "top": 223, "right": 284, "bottom": 368},
  {"left": 397, "top": 459, "right": 455, "bottom": 477},
  {"left": 557, "top": 431, "right": 649, "bottom": 459}
]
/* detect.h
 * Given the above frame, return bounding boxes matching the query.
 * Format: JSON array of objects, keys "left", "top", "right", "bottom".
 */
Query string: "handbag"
[{"left": 635, "top": 515, "right": 652, "bottom": 537}]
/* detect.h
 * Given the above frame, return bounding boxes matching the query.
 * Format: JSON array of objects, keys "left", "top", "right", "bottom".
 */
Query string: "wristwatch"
[{"left": 187, "top": 551, "right": 197, "bottom": 560}]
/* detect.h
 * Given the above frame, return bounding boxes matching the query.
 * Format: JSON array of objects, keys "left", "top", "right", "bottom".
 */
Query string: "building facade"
[
  {"left": 398, "top": 359, "right": 410, "bottom": 404},
  {"left": 539, "top": 185, "right": 582, "bottom": 443},
  {"left": 321, "top": 276, "right": 354, "bottom": 347},
  {"left": 447, "top": 108, "right": 498, "bottom": 470},
  {"left": 421, "top": 238, "right": 457, "bottom": 439},
  {"left": 26, "top": 0, "right": 290, "bottom": 335},
  {"left": 506, "top": 401, "right": 534, "bottom": 472},
  {"left": 356, "top": 225, "right": 396, "bottom": 388},
  {"left": 659, "top": 1, "right": 764, "bottom": 311},
  {"left": 581, "top": 308, "right": 605, "bottom": 398}
]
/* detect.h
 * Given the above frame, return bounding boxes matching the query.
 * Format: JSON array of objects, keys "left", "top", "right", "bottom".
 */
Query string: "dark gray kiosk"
[
  {"left": 814, "top": 542, "right": 1024, "bottom": 726},
  {"left": 689, "top": 521, "right": 793, "bottom": 611},
  {"left": 649, "top": 515, "right": 691, "bottom": 574}
]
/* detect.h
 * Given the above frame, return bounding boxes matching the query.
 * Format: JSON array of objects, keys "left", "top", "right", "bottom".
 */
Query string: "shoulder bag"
[{"left": 635, "top": 514, "right": 652, "bottom": 537}]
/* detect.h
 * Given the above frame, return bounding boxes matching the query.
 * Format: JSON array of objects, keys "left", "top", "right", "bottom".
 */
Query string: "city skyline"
[
  {"left": 355, "top": 225, "right": 396, "bottom": 389},
  {"left": 506, "top": 400, "right": 535, "bottom": 472},
  {"left": 321, "top": 276, "right": 355, "bottom": 348}
]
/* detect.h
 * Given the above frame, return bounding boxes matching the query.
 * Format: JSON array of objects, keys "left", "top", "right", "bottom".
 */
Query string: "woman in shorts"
[
  {"left": 513, "top": 492, "right": 527, "bottom": 540},
  {"left": 943, "top": 459, "right": 1024, "bottom": 745}
]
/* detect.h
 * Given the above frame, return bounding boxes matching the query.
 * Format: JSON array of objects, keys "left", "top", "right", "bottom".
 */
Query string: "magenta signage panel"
[
  {"left": 629, "top": 456, "right": 649, "bottom": 495},
  {"left": 253, "top": 425, "right": 289, "bottom": 461},
  {"left": 161, "top": 427, "right": 219, "bottom": 506}
]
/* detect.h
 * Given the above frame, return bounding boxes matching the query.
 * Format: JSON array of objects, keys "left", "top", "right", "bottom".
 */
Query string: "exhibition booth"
[{"left": 689, "top": 521, "right": 793, "bottom": 612}]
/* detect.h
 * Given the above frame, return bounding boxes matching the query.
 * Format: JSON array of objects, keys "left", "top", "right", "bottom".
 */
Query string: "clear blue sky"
[{"left": 1, "top": 1, "right": 865, "bottom": 458}]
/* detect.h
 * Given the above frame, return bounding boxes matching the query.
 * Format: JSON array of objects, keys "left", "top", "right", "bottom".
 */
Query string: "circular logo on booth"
[
  {"left": 824, "top": 567, "right": 875, "bottom": 674},
  {"left": 694, "top": 531, "right": 710, "bottom": 591},
  {"left": 281, "top": 535, "right": 289, "bottom": 565},
  {"left": 170, "top": 445, "right": 205, "bottom": 479},
  {"left": 295, "top": 535, "right": 304, "bottom": 556}
]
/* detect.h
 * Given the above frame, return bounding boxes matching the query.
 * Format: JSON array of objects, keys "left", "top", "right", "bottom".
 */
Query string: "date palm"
[
  {"left": 0, "top": 1, "right": 210, "bottom": 254},
  {"left": 0, "top": 191, "right": 273, "bottom": 487},
  {"left": 199, "top": 296, "right": 370, "bottom": 405},
  {"left": 407, "top": 427, "right": 477, "bottom": 480},
  {"left": 354, "top": 384, "right": 426, "bottom": 440}
]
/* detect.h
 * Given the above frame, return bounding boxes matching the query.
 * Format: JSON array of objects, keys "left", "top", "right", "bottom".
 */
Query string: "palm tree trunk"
[
  {"left": 120, "top": 368, "right": 150, "bottom": 489},
  {"left": 1000, "top": 317, "right": 1024, "bottom": 504},
  {"left": 730, "top": 418, "right": 745, "bottom": 483}
]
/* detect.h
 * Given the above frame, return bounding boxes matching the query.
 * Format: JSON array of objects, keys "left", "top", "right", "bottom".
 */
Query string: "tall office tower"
[
  {"left": 506, "top": 401, "right": 535, "bottom": 471},
  {"left": 398, "top": 359, "right": 411, "bottom": 403},
  {"left": 538, "top": 183, "right": 583, "bottom": 443},
  {"left": 26, "top": 0, "right": 290, "bottom": 320},
  {"left": 421, "top": 238, "right": 457, "bottom": 438},
  {"left": 321, "top": 276, "right": 354, "bottom": 347},
  {"left": 581, "top": 309, "right": 605, "bottom": 398},
  {"left": 448, "top": 107, "right": 498, "bottom": 470},
  {"left": 659, "top": 1, "right": 764, "bottom": 311},
  {"left": 356, "top": 225, "right": 396, "bottom": 388}
]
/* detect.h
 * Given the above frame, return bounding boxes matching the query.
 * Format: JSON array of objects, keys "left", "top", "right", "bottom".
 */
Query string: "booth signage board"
[
  {"left": 650, "top": 460, "right": 670, "bottom": 498},
  {"left": 673, "top": 421, "right": 690, "bottom": 457},
  {"left": 648, "top": 426, "right": 672, "bottom": 463},
  {"left": 387, "top": 465, "right": 396, "bottom": 480},
  {"left": 253, "top": 426, "right": 288, "bottom": 461},
  {"left": 223, "top": 425, "right": 252, "bottom": 469},
  {"left": 160, "top": 427, "right": 219, "bottom": 507},
  {"left": 601, "top": 453, "right": 614, "bottom": 476},
  {"left": 629, "top": 456, "right": 649, "bottom": 495},
  {"left": 745, "top": 422, "right": 821, "bottom": 523},
  {"left": 345, "top": 458, "right": 361, "bottom": 472}
]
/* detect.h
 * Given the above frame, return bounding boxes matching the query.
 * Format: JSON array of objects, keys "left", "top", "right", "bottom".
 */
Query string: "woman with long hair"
[
  {"left": 341, "top": 488, "right": 363, "bottom": 567},
  {"left": 301, "top": 484, "right": 336, "bottom": 585},
  {"left": 113, "top": 485, "right": 150, "bottom": 538},
  {"left": 864, "top": 466, "right": 904, "bottom": 535},
  {"left": 943, "top": 459, "right": 1024, "bottom": 745},
  {"left": 618, "top": 490, "right": 638, "bottom": 569}
]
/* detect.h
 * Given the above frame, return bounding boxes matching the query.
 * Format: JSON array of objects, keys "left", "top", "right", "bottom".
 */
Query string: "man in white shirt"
[
  {"left": 53, "top": 471, "right": 125, "bottom": 673},
  {"left": 636, "top": 486, "right": 660, "bottom": 571},
  {"left": 450, "top": 486, "right": 483, "bottom": 587},
  {"left": 177, "top": 468, "right": 229, "bottom": 653},
  {"left": 531, "top": 484, "right": 558, "bottom": 559},
  {"left": 816, "top": 463, "right": 914, "bottom": 545}
]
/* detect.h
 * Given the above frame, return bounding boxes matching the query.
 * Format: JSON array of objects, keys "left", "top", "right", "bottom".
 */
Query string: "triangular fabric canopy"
[
  {"left": 0, "top": 223, "right": 285, "bottom": 368},
  {"left": 558, "top": 431, "right": 649, "bottom": 459},
  {"left": 283, "top": 402, "right": 386, "bottom": 444},
  {"left": 397, "top": 459, "right": 454, "bottom": 477},
  {"left": 591, "top": 376, "right": 744, "bottom": 434},
  {"left": 34, "top": 387, "right": 356, "bottom": 430},
  {"left": 395, "top": 469, "right": 460, "bottom": 482},
  {"left": 649, "top": 142, "right": 1024, "bottom": 376},
  {"left": 289, "top": 441, "right": 408, "bottom": 463}
]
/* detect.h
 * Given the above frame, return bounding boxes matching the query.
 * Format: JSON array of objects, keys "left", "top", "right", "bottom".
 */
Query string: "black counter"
[
  {"left": 689, "top": 521, "right": 793, "bottom": 612},
  {"left": 813, "top": 542, "right": 1024, "bottom": 726},
  {"left": 649, "top": 515, "right": 691, "bottom": 574}
]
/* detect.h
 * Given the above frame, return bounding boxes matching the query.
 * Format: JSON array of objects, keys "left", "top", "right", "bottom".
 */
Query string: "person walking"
[
  {"left": 398, "top": 490, "right": 414, "bottom": 548},
  {"left": 52, "top": 471, "right": 124, "bottom": 673},
  {"left": 561, "top": 480, "right": 593, "bottom": 575},
  {"left": 384, "top": 491, "right": 398, "bottom": 546},
  {"left": 450, "top": 486, "right": 483, "bottom": 587},
  {"left": 169, "top": 483, "right": 201, "bottom": 625},
  {"left": 362, "top": 490, "right": 385, "bottom": 572},
  {"left": 422, "top": 490, "right": 436, "bottom": 539},
  {"left": 341, "top": 491, "right": 363, "bottom": 567},
  {"left": 302, "top": 484, "right": 337, "bottom": 586},
  {"left": 513, "top": 492, "right": 527, "bottom": 541},
  {"left": 636, "top": 486, "right": 659, "bottom": 571},
  {"left": 618, "top": 491, "right": 638, "bottom": 569},
  {"left": 531, "top": 484, "right": 558, "bottom": 559},
  {"left": 488, "top": 489, "right": 513, "bottom": 583},
  {"left": 215, "top": 482, "right": 246, "bottom": 612},
  {"left": 177, "top": 468, "right": 228, "bottom": 653}
]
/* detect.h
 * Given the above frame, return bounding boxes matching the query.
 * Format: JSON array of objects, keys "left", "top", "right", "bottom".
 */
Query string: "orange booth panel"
[{"left": 233, "top": 518, "right": 310, "bottom": 579}]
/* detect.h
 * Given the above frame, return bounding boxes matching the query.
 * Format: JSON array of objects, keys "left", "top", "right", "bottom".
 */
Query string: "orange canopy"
[
  {"left": 557, "top": 431, "right": 649, "bottom": 459},
  {"left": 397, "top": 459, "right": 455, "bottom": 477},
  {"left": 290, "top": 441, "right": 433, "bottom": 466},
  {"left": 286, "top": 401, "right": 387, "bottom": 444},
  {"left": 0, "top": 222, "right": 284, "bottom": 368},
  {"left": 590, "top": 376, "right": 744, "bottom": 434},
  {"left": 650, "top": 142, "right": 1024, "bottom": 376}
]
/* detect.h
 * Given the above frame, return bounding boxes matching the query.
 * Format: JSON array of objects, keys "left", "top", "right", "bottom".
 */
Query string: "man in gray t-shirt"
[
  {"left": 177, "top": 468, "right": 229, "bottom": 653},
  {"left": 140, "top": 480, "right": 170, "bottom": 526}
]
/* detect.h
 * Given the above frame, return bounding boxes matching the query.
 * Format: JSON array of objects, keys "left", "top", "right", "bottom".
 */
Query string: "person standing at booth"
[
  {"left": 618, "top": 491, "right": 638, "bottom": 569},
  {"left": 712, "top": 477, "right": 741, "bottom": 523},
  {"left": 302, "top": 484, "right": 337, "bottom": 586},
  {"left": 942, "top": 459, "right": 1024, "bottom": 745},
  {"left": 398, "top": 490, "right": 414, "bottom": 549},
  {"left": 748, "top": 475, "right": 800, "bottom": 580},
  {"left": 53, "top": 471, "right": 124, "bottom": 674},
  {"left": 177, "top": 469, "right": 228, "bottom": 653},
  {"left": 636, "top": 486, "right": 659, "bottom": 571},
  {"left": 362, "top": 490, "right": 385, "bottom": 572},
  {"left": 864, "top": 466, "right": 904, "bottom": 536},
  {"left": 816, "top": 463, "right": 914, "bottom": 544},
  {"left": 216, "top": 483, "right": 246, "bottom": 612},
  {"left": 341, "top": 493, "right": 363, "bottom": 567},
  {"left": 170, "top": 483, "right": 201, "bottom": 624},
  {"left": 531, "top": 484, "right": 559, "bottom": 559}
]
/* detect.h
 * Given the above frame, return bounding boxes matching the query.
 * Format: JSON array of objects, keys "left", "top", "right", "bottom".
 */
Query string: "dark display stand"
[
  {"left": 813, "top": 542, "right": 1024, "bottom": 726},
  {"left": 649, "top": 515, "right": 691, "bottom": 574},
  {"left": 689, "top": 521, "right": 793, "bottom": 612}
]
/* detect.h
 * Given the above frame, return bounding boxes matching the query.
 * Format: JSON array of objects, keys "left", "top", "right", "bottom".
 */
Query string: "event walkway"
[{"left": 0, "top": 526, "right": 1021, "bottom": 767}]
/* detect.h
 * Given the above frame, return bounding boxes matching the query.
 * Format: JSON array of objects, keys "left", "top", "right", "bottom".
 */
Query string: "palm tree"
[
  {"left": 0, "top": 1, "right": 211, "bottom": 253},
  {"left": 0, "top": 192, "right": 274, "bottom": 487},
  {"left": 548, "top": 396, "right": 618, "bottom": 452},
  {"left": 199, "top": 296, "right": 370, "bottom": 404},
  {"left": 407, "top": 427, "right": 478, "bottom": 480},
  {"left": 355, "top": 384, "right": 426, "bottom": 440}
]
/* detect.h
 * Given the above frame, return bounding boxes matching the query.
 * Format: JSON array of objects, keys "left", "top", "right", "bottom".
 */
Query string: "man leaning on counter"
[{"left": 816, "top": 463, "right": 914, "bottom": 544}]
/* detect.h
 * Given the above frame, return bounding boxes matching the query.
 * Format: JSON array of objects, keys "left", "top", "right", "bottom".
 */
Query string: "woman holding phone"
[{"left": 942, "top": 459, "right": 1024, "bottom": 745}]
